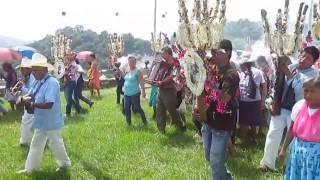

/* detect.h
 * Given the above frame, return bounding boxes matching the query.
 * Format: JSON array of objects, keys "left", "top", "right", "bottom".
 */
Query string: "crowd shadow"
[
  {"left": 68, "top": 149, "right": 112, "bottom": 180},
  {"left": 29, "top": 169, "right": 71, "bottom": 180},
  {"left": 160, "top": 131, "right": 196, "bottom": 148},
  {"left": 64, "top": 114, "right": 87, "bottom": 125},
  {"left": 80, "top": 160, "right": 112, "bottom": 180}
]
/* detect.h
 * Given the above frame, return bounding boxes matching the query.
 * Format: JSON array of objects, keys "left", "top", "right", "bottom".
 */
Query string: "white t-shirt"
[
  {"left": 76, "top": 64, "right": 84, "bottom": 82},
  {"left": 291, "top": 100, "right": 318, "bottom": 121},
  {"left": 239, "top": 67, "right": 266, "bottom": 102}
]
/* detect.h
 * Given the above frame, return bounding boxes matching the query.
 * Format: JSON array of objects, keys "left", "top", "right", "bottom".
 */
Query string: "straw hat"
[
  {"left": 31, "top": 53, "right": 54, "bottom": 70},
  {"left": 17, "top": 57, "right": 32, "bottom": 68}
]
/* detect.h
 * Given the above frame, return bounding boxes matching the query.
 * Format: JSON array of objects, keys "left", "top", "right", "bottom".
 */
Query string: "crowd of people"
[
  {"left": 1, "top": 38, "right": 320, "bottom": 179},
  {"left": 111, "top": 39, "right": 320, "bottom": 179}
]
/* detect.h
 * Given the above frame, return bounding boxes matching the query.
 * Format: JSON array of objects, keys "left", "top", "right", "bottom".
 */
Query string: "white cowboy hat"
[
  {"left": 31, "top": 53, "right": 54, "bottom": 70},
  {"left": 16, "top": 57, "right": 32, "bottom": 69}
]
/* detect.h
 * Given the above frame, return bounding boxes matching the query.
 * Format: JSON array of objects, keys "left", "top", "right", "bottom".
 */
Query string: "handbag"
[{"left": 247, "top": 73, "right": 257, "bottom": 99}]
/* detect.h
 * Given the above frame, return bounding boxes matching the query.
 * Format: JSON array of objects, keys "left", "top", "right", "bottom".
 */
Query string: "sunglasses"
[{"left": 211, "top": 49, "right": 227, "bottom": 57}]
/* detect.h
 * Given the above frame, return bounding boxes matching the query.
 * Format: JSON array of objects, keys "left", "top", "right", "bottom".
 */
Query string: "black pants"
[
  {"left": 116, "top": 79, "right": 124, "bottom": 104},
  {"left": 76, "top": 82, "right": 92, "bottom": 105}
]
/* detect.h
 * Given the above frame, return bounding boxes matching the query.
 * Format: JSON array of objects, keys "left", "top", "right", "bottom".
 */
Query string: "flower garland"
[
  {"left": 172, "top": 44, "right": 185, "bottom": 60},
  {"left": 203, "top": 67, "right": 230, "bottom": 114},
  {"left": 183, "top": 51, "right": 206, "bottom": 96}
]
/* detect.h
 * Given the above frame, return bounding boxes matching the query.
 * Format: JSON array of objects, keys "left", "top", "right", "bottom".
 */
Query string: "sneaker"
[
  {"left": 17, "top": 169, "right": 31, "bottom": 174},
  {"left": 259, "top": 164, "right": 275, "bottom": 172},
  {"left": 19, "top": 143, "right": 29, "bottom": 148},
  {"left": 89, "top": 102, "right": 94, "bottom": 108},
  {"left": 78, "top": 109, "right": 87, "bottom": 114},
  {"left": 56, "top": 166, "right": 70, "bottom": 172}
]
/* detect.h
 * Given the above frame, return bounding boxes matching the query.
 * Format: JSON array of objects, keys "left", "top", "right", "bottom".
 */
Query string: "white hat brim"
[{"left": 32, "top": 63, "right": 54, "bottom": 71}]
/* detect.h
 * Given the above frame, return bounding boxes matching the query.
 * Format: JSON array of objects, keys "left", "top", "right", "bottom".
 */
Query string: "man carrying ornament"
[
  {"left": 154, "top": 47, "right": 186, "bottom": 133},
  {"left": 202, "top": 39, "right": 239, "bottom": 180}
]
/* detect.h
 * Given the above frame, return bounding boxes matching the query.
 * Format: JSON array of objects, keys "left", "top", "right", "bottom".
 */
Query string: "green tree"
[
  {"left": 224, "top": 19, "right": 263, "bottom": 50},
  {"left": 28, "top": 26, "right": 152, "bottom": 68}
]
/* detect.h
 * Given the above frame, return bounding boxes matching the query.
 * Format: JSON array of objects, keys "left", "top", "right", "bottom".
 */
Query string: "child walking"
[{"left": 279, "top": 75, "right": 320, "bottom": 180}]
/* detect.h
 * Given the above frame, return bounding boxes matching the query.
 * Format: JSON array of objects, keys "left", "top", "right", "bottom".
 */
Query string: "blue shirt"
[
  {"left": 123, "top": 69, "right": 141, "bottom": 96},
  {"left": 21, "top": 74, "right": 36, "bottom": 95},
  {"left": 283, "top": 63, "right": 319, "bottom": 102},
  {"left": 32, "top": 75, "right": 64, "bottom": 130}
]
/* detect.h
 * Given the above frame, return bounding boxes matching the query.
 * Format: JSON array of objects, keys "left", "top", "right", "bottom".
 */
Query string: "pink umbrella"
[
  {"left": 0, "top": 48, "right": 22, "bottom": 61},
  {"left": 76, "top": 51, "right": 94, "bottom": 60}
]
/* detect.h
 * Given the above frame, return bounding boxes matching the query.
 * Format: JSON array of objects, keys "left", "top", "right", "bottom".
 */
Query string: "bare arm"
[
  {"left": 22, "top": 100, "right": 54, "bottom": 110},
  {"left": 33, "top": 102, "right": 54, "bottom": 109},
  {"left": 260, "top": 82, "right": 268, "bottom": 109},
  {"left": 279, "top": 122, "right": 294, "bottom": 163},
  {"left": 137, "top": 70, "right": 146, "bottom": 98}
]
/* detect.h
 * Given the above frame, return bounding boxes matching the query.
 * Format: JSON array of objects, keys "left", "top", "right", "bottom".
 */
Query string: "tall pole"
[{"left": 154, "top": 0, "right": 157, "bottom": 39}]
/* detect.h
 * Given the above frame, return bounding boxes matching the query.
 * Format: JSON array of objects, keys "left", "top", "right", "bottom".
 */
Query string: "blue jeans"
[
  {"left": 202, "top": 123, "right": 233, "bottom": 180},
  {"left": 65, "top": 81, "right": 81, "bottom": 115},
  {"left": 124, "top": 93, "right": 147, "bottom": 125}
]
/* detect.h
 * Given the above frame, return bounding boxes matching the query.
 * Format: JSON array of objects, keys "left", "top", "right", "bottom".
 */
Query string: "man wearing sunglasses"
[{"left": 202, "top": 39, "right": 239, "bottom": 180}]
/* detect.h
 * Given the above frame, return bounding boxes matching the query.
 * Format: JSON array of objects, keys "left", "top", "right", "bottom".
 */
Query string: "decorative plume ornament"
[
  {"left": 50, "top": 33, "right": 72, "bottom": 79},
  {"left": 107, "top": 33, "right": 124, "bottom": 57},
  {"left": 177, "top": 0, "right": 226, "bottom": 50},
  {"left": 312, "top": 1, "right": 320, "bottom": 40},
  {"left": 150, "top": 32, "right": 170, "bottom": 54},
  {"left": 50, "top": 33, "right": 72, "bottom": 62},
  {"left": 176, "top": 0, "right": 227, "bottom": 96},
  {"left": 261, "top": 0, "right": 308, "bottom": 56}
]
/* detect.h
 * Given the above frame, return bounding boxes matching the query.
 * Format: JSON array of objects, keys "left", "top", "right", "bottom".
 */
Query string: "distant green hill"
[{"left": 0, "top": 35, "right": 30, "bottom": 47}]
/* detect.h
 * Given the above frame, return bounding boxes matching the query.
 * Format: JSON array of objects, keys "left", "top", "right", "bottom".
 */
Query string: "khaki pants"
[
  {"left": 25, "top": 129, "right": 71, "bottom": 172},
  {"left": 156, "top": 88, "right": 184, "bottom": 131},
  {"left": 20, "top": 111, "right": 34, "bottom": 144}
]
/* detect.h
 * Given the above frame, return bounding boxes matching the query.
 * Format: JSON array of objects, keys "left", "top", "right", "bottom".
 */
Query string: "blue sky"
[{"left": 0, "top": 0, "right": 312, "bottom": 41}]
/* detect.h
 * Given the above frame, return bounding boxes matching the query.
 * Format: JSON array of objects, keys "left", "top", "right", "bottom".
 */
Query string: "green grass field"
[{"left": 0, "top": 88, "right": 283, "bottom": 180}]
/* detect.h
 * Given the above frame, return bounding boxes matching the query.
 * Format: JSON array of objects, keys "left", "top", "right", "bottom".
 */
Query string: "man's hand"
[
  {"left": 20, "top": 96, "right": 32, "bottom": 106},
  {"left": 153, "top": 80, "right": 163, "bottom": 86}
]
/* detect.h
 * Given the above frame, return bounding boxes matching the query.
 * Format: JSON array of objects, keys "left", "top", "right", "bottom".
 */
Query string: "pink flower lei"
[
  {"left": 172, "top": 44, "right": 186, "bottom": 60},
  {"left": 203, "top": 72, "right": 228, "bottom": 113}
]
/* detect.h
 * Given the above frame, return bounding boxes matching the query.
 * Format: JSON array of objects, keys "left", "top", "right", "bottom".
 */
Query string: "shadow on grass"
[
  {"left": 19, "top": 146, "right": 30, "bottom": 160},
  {"left": 64, "top": 114, "right": 87, "bottom": 125},
  {"left": 28, "top": 168, "right": 71, "bottom": 180},
  {"left": 68, "top": 150, "right": 112, "bottom": 179},
  {"left": 80, "top": 160, "right": 112, "bottom": 180},
  {"left": 125, "top": 125, "right": 155, "bottom": 134},
  {"left": 226, "top": 137, "right": 283, "bottom": 179},
  {"left": 160, "top": 132, "right": 196, "bottom": 148}
]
